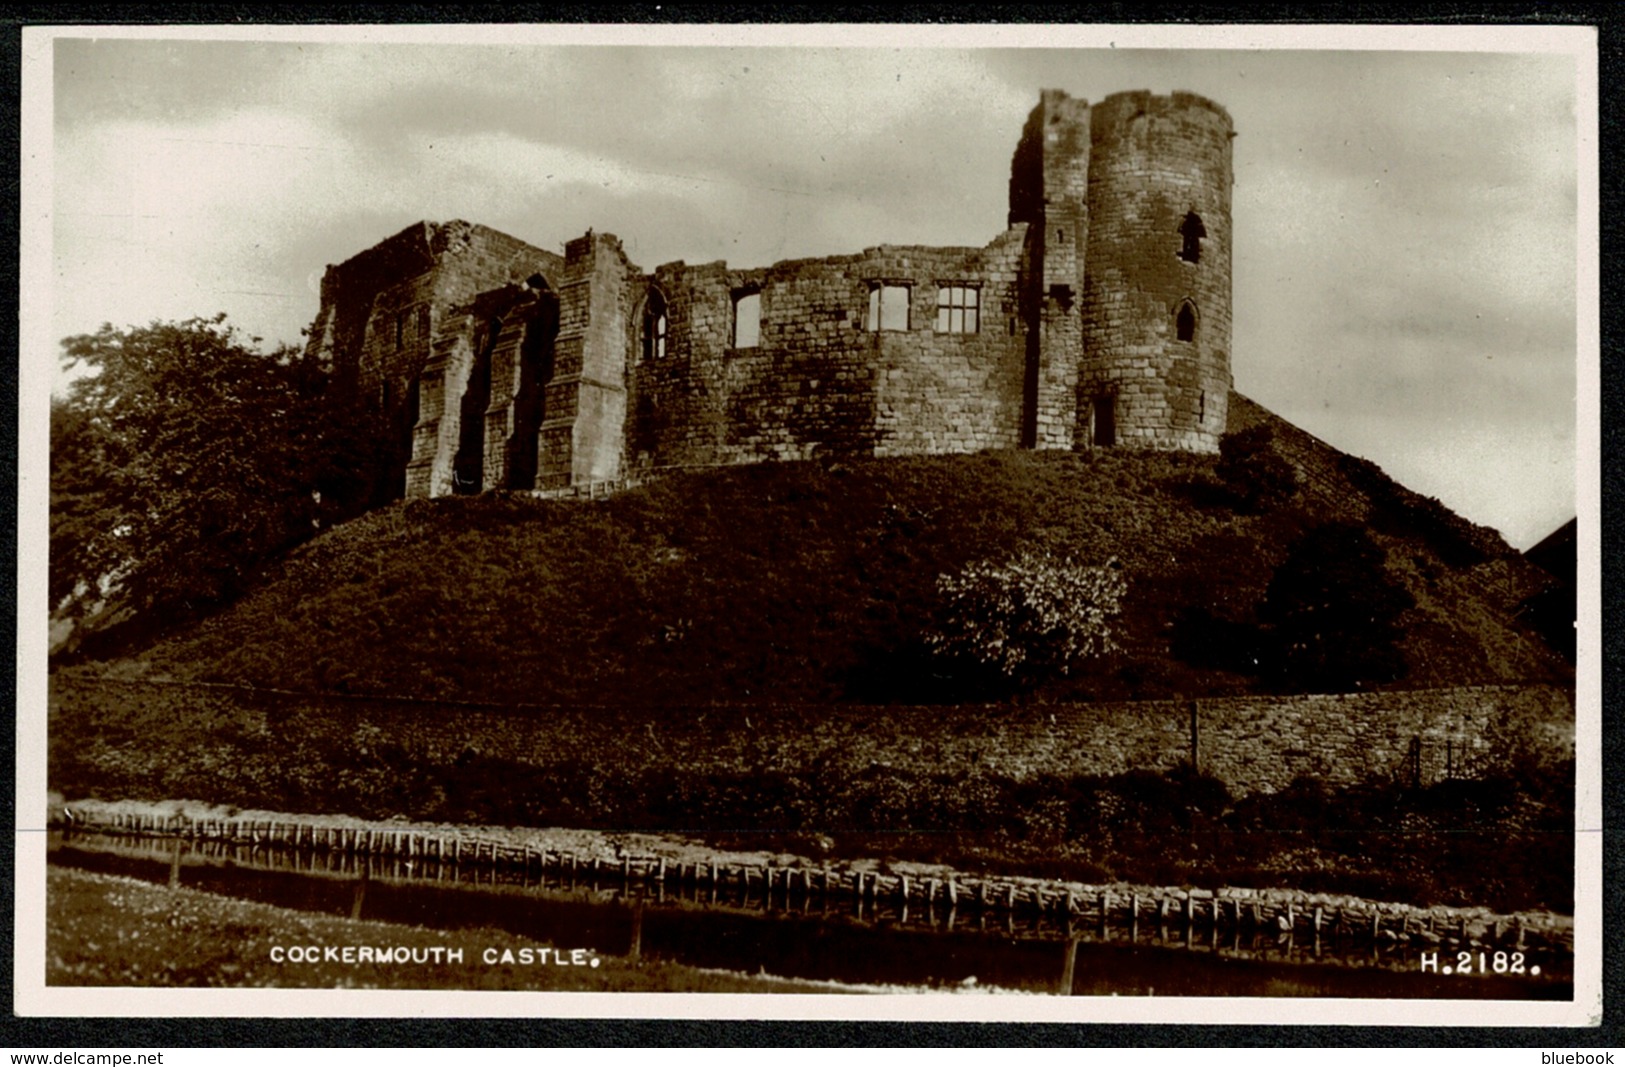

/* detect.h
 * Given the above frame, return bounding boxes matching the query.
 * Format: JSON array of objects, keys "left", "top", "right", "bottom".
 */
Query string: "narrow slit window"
[
  {"left": 1179, "top": 212, "right": 1206, "bottom": 263},
  {"left": 733, "top": 290, "right": 761, "bottom": 349},
  {"left": 867, "top": 283, "right": 910, "bottom": 332},
  {"left": 1176, "top": 301, "right": 1197, "bottom": 342},
  {"left": 395, "top": 311, "right": 406, "bottom": 350}
]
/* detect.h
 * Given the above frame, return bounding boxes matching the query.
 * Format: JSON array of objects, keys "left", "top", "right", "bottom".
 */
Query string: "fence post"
[
  {"left": 1058, "top": 937, "right": 1079, "bottom": 996},
  {"left": 1189, "top": 701, "right": 1201, "bottom": 773}
]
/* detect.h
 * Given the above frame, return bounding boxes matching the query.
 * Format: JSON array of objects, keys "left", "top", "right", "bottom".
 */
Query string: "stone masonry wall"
[
  {"left": 409, "top": 327, "right": 472, "bottom": 498},
  {"left": 1081, "top": 91, "right": 1233, "bottom": 453},
  {"left": 319, "top": 221, "right": 564, "bottom": 499},
  {"left": 868, "top": 236, "right": 1029, "bottom": 456},
  {"left": 634, "top": 235, "right": 1031, "bottom": 469},
  {"left": 53, "top": 676, "right": 1573, "bottom": 800},
  {"left": 402, "top": 227, "right": 636, "bottom": 496},
  {"left": 361, "top": 222, "right": 562, "bottom": 404},
  {"left": 631, "top": 261, "right": 734, "bottom": 467},
  {"left": 555, "top": 233, "right": 637, "bottom": 486},
  {"left": 1030, "top": 90, "right": 1091, "bottom": 450},
  {"left": 304, "top": 222, "right": 436, "bottom": 399}
]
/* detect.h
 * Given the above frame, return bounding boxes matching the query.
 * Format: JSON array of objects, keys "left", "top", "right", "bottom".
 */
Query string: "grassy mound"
[{"left": 111, "top": 403, "right": 1566, "bottom": 705}]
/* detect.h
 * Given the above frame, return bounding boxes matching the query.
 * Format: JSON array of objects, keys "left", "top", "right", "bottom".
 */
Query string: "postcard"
[{"left": 15, "top": 21, "right": 1601, "bottom": 1028}]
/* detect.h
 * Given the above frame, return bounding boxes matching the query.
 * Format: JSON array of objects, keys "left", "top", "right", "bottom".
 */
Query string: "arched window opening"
[
  {"left": 453, "top": 318, "right": 499, "bottom": 494},
  {"left": 1176, "top": 301, "right": 1198, "bottom": 343},
  {"left": 1178, "top": 212, "right": 1206, "bottom": 263},
  {"left": 641, "top": 289, "right": 668, "bottom": 363}
]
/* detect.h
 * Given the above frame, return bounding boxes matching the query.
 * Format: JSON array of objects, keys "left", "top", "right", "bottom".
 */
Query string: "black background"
[{"left": 4, "top": 3, "right": 1618, "bottom": 1049}]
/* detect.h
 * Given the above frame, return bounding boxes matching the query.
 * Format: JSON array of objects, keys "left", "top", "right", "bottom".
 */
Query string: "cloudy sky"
[{"left": 29, "top": 25, "right": 1590, "bottom": 549}]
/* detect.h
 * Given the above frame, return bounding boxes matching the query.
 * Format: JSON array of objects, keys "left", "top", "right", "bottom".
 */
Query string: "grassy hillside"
[{"left": 104, "top": 397, "right": 1569, "bottom": 705}]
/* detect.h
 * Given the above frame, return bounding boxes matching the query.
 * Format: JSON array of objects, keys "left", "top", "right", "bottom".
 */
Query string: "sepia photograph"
[{"left": 15, "top": 23, "right": 1599, "bottom": 1026}]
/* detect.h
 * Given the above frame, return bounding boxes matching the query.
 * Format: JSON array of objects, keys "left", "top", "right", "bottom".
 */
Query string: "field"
[{"left": 47, "top": 866, "right": 843, "bottom": 993}]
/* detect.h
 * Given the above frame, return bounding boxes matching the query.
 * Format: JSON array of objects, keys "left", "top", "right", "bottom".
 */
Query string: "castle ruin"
[{"left": 302, "top": 89, "right": 1235, "bottom": 498}]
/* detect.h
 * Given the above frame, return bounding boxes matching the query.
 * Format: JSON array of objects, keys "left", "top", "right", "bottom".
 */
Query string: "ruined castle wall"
[
  {"left": 633, "top": 236, "right": 1031, "bottom": 468},
  {"left": 1082, "top": 91, "right": 1233, "bottom": 453},
  {"left": 641, "top": 256, "right": 881, "bottom": 465},
  {"left": 304, "top": 222, "right": 436, "bottom": 398},
  {"left": 314, "top": 222, "right": 562, "bottom": 499},
  {"left": 358, "top": 223, "right": 561, "bottom": 402},
  {"left": 726, "top": 257, "right": 879, "bottom": 461},
  {"left": 1019, "top": 90, "right": 1092, "bottom": 450},
  {"left": 535, "top": 260, "right": 594, "bottom": 488},
  {"left": 355, "top": 273, "right": 437, "bottom": 404},
  {"left": 869, "top": 234, "right": 1029, "bottom": 456},
  {"left": 399, "top": 228, "right": 639, "bottom": 495},
  {"left": 566, "top": 236, "right": 638, "bottom": 485},
  {"left": 409, "top": 328, "right": 475, "bottom": 498},
  {"left": 482, "top": 324, "right": 530, "bottom": 492},
  {"left": 323, "top": 89, "right": 1247, "bottom": 498},
  {"left": 633, "top": 262, "right": 734, "bottom": 468},
  {"left": 429, "top": 226, "right": 560, "bottom": 494}
]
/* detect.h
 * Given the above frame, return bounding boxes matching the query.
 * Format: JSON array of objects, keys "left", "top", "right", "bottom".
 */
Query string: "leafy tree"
[
  {"left": 1260, "top": 522, "right": 1415, "bottom": 691},
  {"left": 50, "top": 315, "right": 388, "bottom": 642},
  {"left": 1216, "top": 425, "right": 1298, "bottom": 512},
  {"left": 927, "top": 552, "right": 1127, "bottom": 682}
]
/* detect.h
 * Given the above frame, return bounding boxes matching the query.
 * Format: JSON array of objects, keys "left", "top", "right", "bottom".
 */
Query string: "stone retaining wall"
[{"left": 50, "top": 675, "right": 1572, "bottom": 798}]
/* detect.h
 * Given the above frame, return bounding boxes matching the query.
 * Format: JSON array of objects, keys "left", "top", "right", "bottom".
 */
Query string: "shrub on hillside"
[
  {"left": 1169, "top": 606, "right": 1265, "bottom": 674},
  {"left": 1260, "top": 522, "right": 1415, "bottom": 691},
  {"left": 1216, "top": 425, "right": 1299, "bottom": 512},
  {"left": 926, "top": 552, "right": 1127, "bottom": 682},
  {"left": 1336, "top": 454, "right": 1502, "bottom": 566}
]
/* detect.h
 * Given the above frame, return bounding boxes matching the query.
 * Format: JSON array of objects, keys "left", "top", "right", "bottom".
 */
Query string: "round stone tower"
[{"left": 1079, "top": 90, "right": 1233, "bottom": 453}]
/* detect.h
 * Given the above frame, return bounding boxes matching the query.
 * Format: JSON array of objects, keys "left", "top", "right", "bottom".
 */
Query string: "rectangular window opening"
[
  {"left": 1092, "top": 396, "right": 1116, "bottom": 447},
  {"left": 867, "top": 283, "right": 910, "bottom": 332},
  {"left": 935, "top": 285, "right": 980, "bottom": 334}
]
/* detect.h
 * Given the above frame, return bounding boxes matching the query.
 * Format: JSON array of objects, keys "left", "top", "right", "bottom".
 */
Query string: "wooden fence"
[{"left": 56, "top": 807, "right": 1570, "bottom": 955}]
